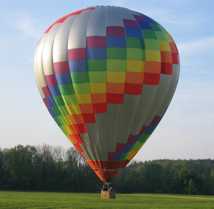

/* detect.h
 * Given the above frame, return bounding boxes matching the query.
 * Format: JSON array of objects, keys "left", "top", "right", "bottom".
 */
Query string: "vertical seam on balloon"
[
  {"left": 50, "top": 20, "right": 76, "bottom": 137},
  {"left": 66, "top": 13, "right": 90, "bottom": 159},
  {"left": 41, "top": 27, "right": 69, "bottom": 134},
  {"left": 85, "top": 7, "right": 105, "bottom": 163},
  {"left": 135, "top": 16, "right": 161, "bottom": 133},
  {"left": 112, "top": 12, "right": 146, "bottom": 161},
  {"left": 53, "top": 17, "right": 74, "bottom": 115},
  {"left": 123, "top": 12, "right": 146, "bottom": 159},
  {"left": 83, "top": 7, "right": 101, "bottom": 162},
  {"left": 52, "top": 16, "right": 86, "bottom": 155}
]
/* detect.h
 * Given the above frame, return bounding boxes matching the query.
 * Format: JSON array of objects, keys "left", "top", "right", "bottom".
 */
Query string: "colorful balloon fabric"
[{"left": 34, "top": 6, "right": 180, "bottom": 182}]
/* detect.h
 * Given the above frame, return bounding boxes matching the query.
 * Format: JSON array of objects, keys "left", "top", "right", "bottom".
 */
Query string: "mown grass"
[{"left": 0, "top": 191, "right": 214, "bottom": 209}]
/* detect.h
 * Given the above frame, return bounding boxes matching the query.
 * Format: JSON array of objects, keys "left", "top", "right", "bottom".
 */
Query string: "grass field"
[{"left": 0, "top": 192, "right": 214, "bottom": 209}]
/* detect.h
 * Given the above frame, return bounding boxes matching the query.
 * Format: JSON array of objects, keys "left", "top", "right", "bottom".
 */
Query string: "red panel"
[
  {"left": 68, "top": 48, "right": 86, "bottom": 60},
  {"left": 170, "top": 42, "right": 178, "bottom": 53},
  {"left": 134, "top": 15, "right": 145, "bottom": 21},
  {"left": 107, "top": 26, "right": 125, "bottom": 36},
  {"left": 82, "top": 113, "right": 96, "bottom": 123},
  {"left": 128, "top": 134, "right": 137, "bottom": 143},
  {"left": 161, "top": 63, "right": 173, "bottom": 74},
  {"left": 172, "top": 53, "right": 179, "bottom": 64},
  {"left": 71, "top": 124, "right": 87, "bottom": 133},
  {"left": 42, "top": 86, "right": 51, "bottom": 97},
  {"left": 45, "top": 7, "right": 95, "bottom": 33},
  {"left": 124, "top": 19, "right": 138, "bottom": 27},
  {"left": 116, "top": 143, "right": 125, "bottom": 152},
  {"left": 87, "top": 36, "right": 106, "bottom": 48},
  {"left": 43, "top": 98, "right": 48, "bottom": 107},
  {"left": 107, "top": 93, "right": 124, "bottom": 104},
  {"left": 125, "top": 83, "right": 142, "bottom": 94},
  {"left": 152, "top": 116, "right": 161, "bottom": 124},
  {"left": 69, "top": 134, "right": 83, "bottom": 145},
  {"left": 93, "top": 103, "right": 107, "bottom": 113},
  {"left": 161, "top": 51, "right": 172, "bottom": 63},
  {"left": 46, "top": 75, "right": 57, "bottom": 86},
  {"left": 53, "top": 61, "right": 69, "bottom": 74},
  {"left": 144, "top": 73, "right": 160, "bottom": 85}
]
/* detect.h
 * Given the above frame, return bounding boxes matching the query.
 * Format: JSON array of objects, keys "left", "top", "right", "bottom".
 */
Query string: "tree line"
[{"left": 0, "top": 145, "right": 214, "bottom": 195}]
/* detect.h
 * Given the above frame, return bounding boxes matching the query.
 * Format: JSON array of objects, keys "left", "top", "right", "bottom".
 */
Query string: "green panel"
[
  {"left": 89, "top": 72, "right": 106, "bottom": 83},
  {"left": 143, "top": 30, "right": 157, "bottom": 39},
  {"left": 69, "top": 95, "right": 78, "bottom": 105},
  {"left": 155, "top": 31, "right": 169, "bottom": 40},
  {"left": 88, "top": 60, "right": 106, "bottom": 71},
  {"left": 151, "top": 23, "right": 162, "bottom": 31},
  {"left": 71, "top": 72, "right": 89, "bottom": 83},
  {"left": 107, "top": 59, "right": 126, "bottom": 71},
  {"left": 63, "top": 95, "right": 73, "bottom": 104},
  {"left": 54, "top": 96, "right": 65, "bottom": 106},
  {"left": 51, "top": 105, "right": 60, "bottom": 116},
  {"left": 73, "top": 83, "right": 91, "bottom": 94},
  {"left": 60, "top": 105, "right": 68, "bottom": 116},
  {"left": 127, "top": 48, "right": 145, "bottom": 60},
  {"left": 107, "top": 48, "right": 126, "bottom": 59},
  {"left": 59, "top": 84, "right": 74, "bottom": 95},
  {"left": 126, "top": 37, "right": 142, "bottom": 48},
  {"left": 144, "top": 39, "right": 160, "bottom": 50},
  {"left": 139, "top": 133, "right": 150, "bottom": 143}
]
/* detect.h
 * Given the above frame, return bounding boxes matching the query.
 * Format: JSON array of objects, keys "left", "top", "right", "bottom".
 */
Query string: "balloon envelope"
[{"left": 34, "top": 6, "right": 180, "bottom": 182}]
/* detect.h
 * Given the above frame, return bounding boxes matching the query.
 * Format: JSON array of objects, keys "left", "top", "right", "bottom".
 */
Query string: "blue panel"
[
  {"left": 125, "top": 27, "right": 141, "bottom": 37},
  {"left": 139, "top": 21, "right": 152, "bottom": 29},
  {"left": 68, "top": 60, "right": 87, "bottom": 72},
  {"left": 107, "top": 37, "right": 126, "bottom": 48},
  {"left": 122, "top": 143, "right": 133, "bottom": 153},
  {"left": 49, "top": 85, "right": 60, "bottom": 96},
  {"left": 145, "top": 125, "right": 156, "bottom": 135},
  {"left": 138, "top": 16, "right": 154, "bottom": 29},
  {"left": 87, "top": 48, "right": 107, "bottom": 59},
  {"left": 114, "top": 143, "right": 133, "bottom": 160},
  {"left": 55, "top": 72, "right": 71, "bottom": 84},
  {"left": 46, "top": 96, "right": 54, "bottom": 110}
]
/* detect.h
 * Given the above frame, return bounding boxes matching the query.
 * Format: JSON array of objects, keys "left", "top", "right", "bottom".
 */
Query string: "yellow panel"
[
  {"left": 127, "top": 60, "right": 144, "bottom": 72},
  {"left": 68, "top": 104, "right": 81, "bottom": 114},
  {"left": 64, "top": 125, "right": 73, "bottom": 135},
  {"left": 126, "top": 148, "right": 139, "bottom": 160},
  {"left": 76, "top": 94, "right": 92, "bottom": 104},
  {"left": 90, "top": 83, "right": 106, "bottom": 93},
  {"left": 160, "top": 41, "right": 170, "bottom": 51},
  {"left": 107, "top": 72, "right": 126, "bottom": 83},
  {"left": 145, "top": 50, "right": 161, "bottom": 61}
]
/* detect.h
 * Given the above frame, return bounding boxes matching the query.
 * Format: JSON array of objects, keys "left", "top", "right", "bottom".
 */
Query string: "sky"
[{"left": 0, "top": 0, "right": 213, "bottom": 161}]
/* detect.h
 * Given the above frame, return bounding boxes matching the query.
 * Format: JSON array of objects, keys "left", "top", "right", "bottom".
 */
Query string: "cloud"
[
  {"left": 179, "top": 37, "right": 214, "bottom": 58},
  {"left": 177, "top": 37, "right": 214, "bottom": 78},
  {"left": 15, "top": 13, "right": 42, "bottom": 40}
]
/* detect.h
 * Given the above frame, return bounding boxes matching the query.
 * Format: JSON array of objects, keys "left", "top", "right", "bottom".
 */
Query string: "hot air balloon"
[{"left": 34, "top": 6, "right": 179, "bottom": 195}]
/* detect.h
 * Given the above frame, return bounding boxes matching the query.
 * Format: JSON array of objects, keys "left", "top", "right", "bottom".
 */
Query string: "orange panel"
[
  {"left": 126, "top": 72, "right": 144, "bottom": 84},
  {"left": 107, "top": 83, "right": 125, "bottom": 94},
  {"left": 79, "top": 104, "right": 94, "bottom": 114},
  {"left": 144, "top": 61, "right": 161, "bottom": 74},
  {"left": 91, "top": 93, "right": 106, "bottom": 103}
]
